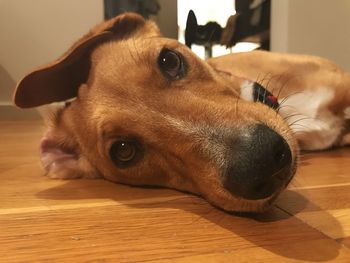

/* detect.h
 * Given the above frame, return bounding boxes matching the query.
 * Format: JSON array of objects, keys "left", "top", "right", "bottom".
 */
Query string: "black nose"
[{"left": 223, "top": 124, "right": 292, "bottom": 200}]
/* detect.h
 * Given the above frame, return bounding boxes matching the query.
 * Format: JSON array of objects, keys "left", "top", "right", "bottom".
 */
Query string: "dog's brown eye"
[
  {"left": 109, "top": 139, "right": 143, "bottom": 168},
  {"left": 158, "top": 48, "right": 186, "bottom": 80}
]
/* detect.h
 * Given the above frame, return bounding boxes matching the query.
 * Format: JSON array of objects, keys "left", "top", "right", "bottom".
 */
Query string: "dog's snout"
[{"left": 223, "top": 124, "right": 292, "bottom": 200}]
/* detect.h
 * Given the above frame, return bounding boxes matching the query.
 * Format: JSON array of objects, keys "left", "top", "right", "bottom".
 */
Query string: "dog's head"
[{"left": 15, "top": 13, "right": 298, "bottom": 212}]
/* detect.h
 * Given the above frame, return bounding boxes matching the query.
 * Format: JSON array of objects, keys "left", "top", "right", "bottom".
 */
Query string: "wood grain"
[{"left": 1, "top": 121, "right": 350, "bottom": 262}]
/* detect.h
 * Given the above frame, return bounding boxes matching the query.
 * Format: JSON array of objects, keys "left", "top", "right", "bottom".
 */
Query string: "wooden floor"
[{"left": 1, "top": 121, "right": 350, "bottom": 262}]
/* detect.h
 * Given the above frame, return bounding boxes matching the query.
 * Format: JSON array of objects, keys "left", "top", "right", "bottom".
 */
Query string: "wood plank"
[
  {"left": 0, "top": 121, "right": 43, "bottom": 171},
  {"left": 340, "top": 237, "right": 350, "bottom": 248},
  {"left": 154, "top": 241, "right": 350, "bottom": 263},
  {"left": 1, "top": 198, "right": 348, "bottom": 262},
  {"left": 0, "top": 163, "right": 184, "bottom": 211},
  {"left": 297, "top": 209, "right": 350, "bottom": 239},
  {"left": 289, "top": 149, "right": 350, "bottom": 188},
  {"left": 276, "top": 149, "right": 350, "bottom": 241}
]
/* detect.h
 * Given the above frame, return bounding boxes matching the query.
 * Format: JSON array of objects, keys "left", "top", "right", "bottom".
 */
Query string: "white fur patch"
[
  {"left": 344, "top": 107, "right": 350, "bottom": 119},
  {"left": 240, "top": 80, "right": 255, "bottom": 102},
  {"left": 278, "top": 87, "right": 342, "bottom": 150}
]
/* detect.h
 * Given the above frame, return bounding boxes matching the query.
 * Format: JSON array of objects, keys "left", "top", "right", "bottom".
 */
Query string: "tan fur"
[
  {"left": 208, "top": 51, "right": 350, "bottom": 114},
  {"left": 15, "top": 13, "right": 350, "bottom": 212},
  {"left": 209, "top": 52, "right": 350, "bottom": 150}
]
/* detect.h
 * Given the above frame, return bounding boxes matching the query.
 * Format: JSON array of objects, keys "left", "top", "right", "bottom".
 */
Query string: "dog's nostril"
[
  {"left": 274, "top": 148, "right": 285, "bottom": 164},
  {"left": 223, "top": 124, "right": 292, "bottom": 200},
  {"left": 274, "top": 143, "right": 290, "bottom": 170}
]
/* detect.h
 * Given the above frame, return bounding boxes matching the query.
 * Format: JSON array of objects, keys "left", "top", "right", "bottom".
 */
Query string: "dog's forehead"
[
  {"left": 93, "top": 37, "right": 190, "bottom": 65},
  {"left": 86, "top": 36, "right": 222, "bottom": 100},
  {"left": 90, "top": 36, "right": 212, "bottom": 80}
]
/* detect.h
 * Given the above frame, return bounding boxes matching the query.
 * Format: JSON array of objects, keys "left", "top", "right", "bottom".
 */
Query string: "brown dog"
[{"left": 14, "top": 13, "right": 350, "bottom": 212}]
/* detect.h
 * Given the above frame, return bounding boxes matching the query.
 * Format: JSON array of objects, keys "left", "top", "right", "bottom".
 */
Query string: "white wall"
[
  {"left": 271, "top": 0, "right": 350, "bottom": 70},
  {"left": 156, "top": 0, "right": 178, "bottom": 39},
  {"left": 0, "top": 0, "right": 103, "bottom": 106}
]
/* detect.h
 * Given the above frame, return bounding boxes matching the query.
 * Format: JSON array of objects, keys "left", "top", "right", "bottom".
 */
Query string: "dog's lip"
[{"left": 232, "top": 165, "right": 296, "bottom": 203}]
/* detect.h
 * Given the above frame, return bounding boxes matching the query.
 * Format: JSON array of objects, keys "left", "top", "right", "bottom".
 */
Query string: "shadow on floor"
[{"left": 37, "top": 178, "right": 345, "bottom": 262}]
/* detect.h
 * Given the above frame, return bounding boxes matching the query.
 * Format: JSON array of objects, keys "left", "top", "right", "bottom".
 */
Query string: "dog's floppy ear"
[{"left": 14, "top": 13, "right": 160, "bottom": 108}]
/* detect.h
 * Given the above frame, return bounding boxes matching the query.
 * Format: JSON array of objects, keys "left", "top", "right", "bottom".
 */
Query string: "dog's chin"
[
  {"left": 227, "top": 157, "right": 297, "bottom": 213},
  {"left": 216, "top": 189, "right": 284, "bottom": 214},
  {"left": 211, "top": 171, "right": 295, "bottom": 213}
]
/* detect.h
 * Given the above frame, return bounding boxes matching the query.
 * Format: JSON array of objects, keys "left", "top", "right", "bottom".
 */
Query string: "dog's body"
[
  {"left": 14, "top": 13, "right": 350, "bottom": 212},
  {"left": 208, "top": 51, "right": 350, "bottom": 151}
]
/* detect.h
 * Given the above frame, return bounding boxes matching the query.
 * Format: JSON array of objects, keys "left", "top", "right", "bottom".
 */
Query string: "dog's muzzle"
[{"left": 222, "top": 124, "right": 292, "bottom": 200}]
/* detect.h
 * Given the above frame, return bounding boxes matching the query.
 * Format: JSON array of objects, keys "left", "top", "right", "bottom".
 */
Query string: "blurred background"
[{"left": 1, "top": 0, "right": 350, "bottom": 119}]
